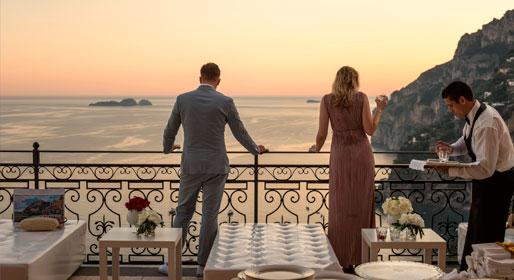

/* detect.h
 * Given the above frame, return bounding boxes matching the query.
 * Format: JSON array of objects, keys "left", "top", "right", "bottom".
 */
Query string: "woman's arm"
[
  {"left": 310, "top": 97, "right": 329, "bottom": 152},
  {"left": 362, "top": 94, "right": 388, "bottom": 136}
]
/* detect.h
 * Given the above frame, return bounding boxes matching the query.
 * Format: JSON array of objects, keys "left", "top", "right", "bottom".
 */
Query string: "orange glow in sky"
[{"left": 1, "top": 1, "right": 513, "bottom": 97}]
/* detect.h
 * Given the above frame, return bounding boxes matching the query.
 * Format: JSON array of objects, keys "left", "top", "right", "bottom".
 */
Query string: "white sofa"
[{"left": 0, "top": 219, "right": 86, "bottom": 280}]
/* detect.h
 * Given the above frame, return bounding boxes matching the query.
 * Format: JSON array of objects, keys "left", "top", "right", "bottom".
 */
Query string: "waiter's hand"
[
  {"left": 435, "top": 140, "right": 453, "bottom": 154},
  {"left": 434, "top": 166, "right": 450, "bottom": 174}
]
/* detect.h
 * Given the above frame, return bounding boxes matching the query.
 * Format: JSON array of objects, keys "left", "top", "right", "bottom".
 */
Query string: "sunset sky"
[{"left": 1, "top": 1, "right": 513, "bottom": 97}]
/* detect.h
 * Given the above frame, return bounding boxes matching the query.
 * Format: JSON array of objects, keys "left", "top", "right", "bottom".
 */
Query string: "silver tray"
[
  {"left": 241, "top": 265, "right": 315, "bottom": 280},
  {"left": 355, "top": 261, "right": 444, "bottom": 280}
]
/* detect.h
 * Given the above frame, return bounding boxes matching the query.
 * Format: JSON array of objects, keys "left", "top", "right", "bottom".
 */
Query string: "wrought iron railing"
[{"left": 0, "top": 142, "right": 475, "bottom": 265}]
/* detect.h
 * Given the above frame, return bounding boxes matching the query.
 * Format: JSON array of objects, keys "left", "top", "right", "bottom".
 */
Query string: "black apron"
[{"left": 459, "top": 103, "right": 514, "bottom": 271}]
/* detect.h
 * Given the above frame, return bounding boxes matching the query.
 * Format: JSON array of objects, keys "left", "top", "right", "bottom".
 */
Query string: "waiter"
[{"left": 435, "top": 81, "right": 514, "bottom": 271}]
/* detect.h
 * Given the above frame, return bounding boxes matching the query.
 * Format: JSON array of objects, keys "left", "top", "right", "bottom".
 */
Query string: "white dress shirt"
[
  {"left": 449, "top": 100, "right": 514, "bottom": 179},
  {"left": 200, "top": 83, "right": 215, "bottom": 89}
]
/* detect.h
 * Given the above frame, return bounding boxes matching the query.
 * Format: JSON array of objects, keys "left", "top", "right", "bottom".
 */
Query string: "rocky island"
[
  {"left": 306, "top": 99, "right": 320, "bottom": 103},
  {"left": 89, "top": 98, "right": 152, "bottom": 106}
]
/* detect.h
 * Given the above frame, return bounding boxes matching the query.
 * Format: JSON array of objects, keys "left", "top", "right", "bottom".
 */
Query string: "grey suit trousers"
[{"left": 172, "top": 173, "right": 228, "bottom": 265}]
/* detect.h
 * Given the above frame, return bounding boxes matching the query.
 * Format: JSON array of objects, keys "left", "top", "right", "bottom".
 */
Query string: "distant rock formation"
[
  {"left": 138, "top": 99, "right": 152, "bottom": 106},
  {"left": 306, "top": 99, "right": 321, "bottom": 103},
  {"left": 372, "top": 9, "right": 514, "bottom": 150},
  {"left": 89, "top": 98, "right": 152, "bottom": 107}
]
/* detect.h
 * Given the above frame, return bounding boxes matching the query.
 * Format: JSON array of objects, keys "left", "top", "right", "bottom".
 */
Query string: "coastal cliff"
[{"left": 372, "top": 9, "right": 514, "bottom": 150}]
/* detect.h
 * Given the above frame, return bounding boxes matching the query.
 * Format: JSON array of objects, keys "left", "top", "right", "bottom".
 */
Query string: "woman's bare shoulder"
[{"left": 321, "top": 93, "right": 332, "bottom": 103}]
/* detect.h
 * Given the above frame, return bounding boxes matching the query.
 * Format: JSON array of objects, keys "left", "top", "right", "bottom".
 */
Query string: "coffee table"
[
  {"left": 361, "top": 228, "right": 446, "bottom": 271},
  {"left": 99, "top": 227, "right": 182, "bottom": 280}
]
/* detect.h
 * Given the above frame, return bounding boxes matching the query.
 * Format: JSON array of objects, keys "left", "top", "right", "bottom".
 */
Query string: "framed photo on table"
[{"left": 13, "top": 189, "right": 66, "bottom": 227}]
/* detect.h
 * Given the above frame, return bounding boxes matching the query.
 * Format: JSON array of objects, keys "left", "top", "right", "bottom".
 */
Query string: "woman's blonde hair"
[{"left": 331, "top": 66, "right": 359, "bottom": 107}]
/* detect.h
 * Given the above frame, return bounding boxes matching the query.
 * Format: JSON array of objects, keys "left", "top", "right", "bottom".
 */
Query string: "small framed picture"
[{"left": 13, "top": 189, "right": 66, "bottom": 227}]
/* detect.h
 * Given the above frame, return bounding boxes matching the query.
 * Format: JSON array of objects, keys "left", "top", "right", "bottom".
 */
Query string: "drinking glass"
[
  {"left": 376, "top": 227, "right": 388, "bottom": 241},
  {"left": 438, "top": 146, "right": 450, "bottom": 162},
  {"left": 390, "top": 227, "right": 401, "bottom": 240}
]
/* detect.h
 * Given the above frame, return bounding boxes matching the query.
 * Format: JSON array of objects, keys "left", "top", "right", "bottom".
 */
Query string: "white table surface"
[
  {"left": 99, "top": 227, "right": 182, "bottom": 280},
  {"left": 100, "top": 227, "right": 181, "bottom": 244},
  {"left": 361, "top": 228, "right": 447, "bottom": 271}
]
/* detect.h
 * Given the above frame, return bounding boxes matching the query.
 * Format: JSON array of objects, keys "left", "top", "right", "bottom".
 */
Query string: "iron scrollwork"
[{"left": 0, "top": 149, "right": 498, "bottom": 265}]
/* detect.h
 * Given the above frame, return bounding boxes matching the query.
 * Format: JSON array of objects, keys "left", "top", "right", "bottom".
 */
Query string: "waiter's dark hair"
[
  {"left": 441, "top": 81, "right": 474, "bottom": 102},
  {"left": 200, "top": 62, "right": 220, "bottom": 81}
]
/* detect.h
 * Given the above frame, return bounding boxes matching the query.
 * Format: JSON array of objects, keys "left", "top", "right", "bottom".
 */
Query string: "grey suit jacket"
[{"left": 163, "top": 85, "right": 260, "bottom": 175}]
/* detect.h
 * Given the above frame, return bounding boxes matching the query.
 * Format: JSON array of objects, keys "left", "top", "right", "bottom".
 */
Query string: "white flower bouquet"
[
  {"left": 381, "top": 196, "right": 413, "bottom": 215},
  {"left": 136, "top": 209, "right": 164, "bottom": 236},
  {"left": 393, "top": 213, "right": 425, "bottom": 238}
]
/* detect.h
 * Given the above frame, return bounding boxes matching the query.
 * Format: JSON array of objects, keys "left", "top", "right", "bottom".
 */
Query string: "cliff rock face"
[{"left": 372, "top": 9, "right": 514, "bottom": 150}]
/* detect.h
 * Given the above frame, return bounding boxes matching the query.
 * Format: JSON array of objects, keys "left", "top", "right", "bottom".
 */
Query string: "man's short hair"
[
  {"left": 200, "top": 63, "right": 220, "bottom": 81},
  {"left": 441, "top": 81, "right": 474, "bottom": 102}
]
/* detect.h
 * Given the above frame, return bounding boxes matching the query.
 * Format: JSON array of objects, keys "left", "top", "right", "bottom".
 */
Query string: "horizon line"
[{"left": 0, "top": 94, "right": 387, "bottom": 99}]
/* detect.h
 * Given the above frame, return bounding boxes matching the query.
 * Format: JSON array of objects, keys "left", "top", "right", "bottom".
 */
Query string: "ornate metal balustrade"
[{"left": 0, "top": 142, "right": 476, "bottom": 265}]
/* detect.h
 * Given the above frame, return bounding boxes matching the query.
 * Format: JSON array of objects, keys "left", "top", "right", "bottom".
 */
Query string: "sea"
[
  {"left": 0, "top": 96, "right": 464, "bottom": 260},
  {"left": 0, "top": 96, "right": 395, "bottom": 165}
]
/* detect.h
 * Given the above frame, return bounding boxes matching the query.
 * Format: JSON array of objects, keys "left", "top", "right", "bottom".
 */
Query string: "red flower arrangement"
[{"left": 125, "top": 196, "right": 150, "bottom": 212}]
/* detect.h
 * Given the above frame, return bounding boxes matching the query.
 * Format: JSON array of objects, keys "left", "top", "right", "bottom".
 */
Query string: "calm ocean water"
[{"left": 0, "top": 96, "right": 394, "bottom": 164}]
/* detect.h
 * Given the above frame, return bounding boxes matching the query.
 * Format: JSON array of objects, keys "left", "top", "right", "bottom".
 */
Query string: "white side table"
[
  {"left": 361, "top": 228, "right": 446, "bottom": 271},
  {"left": 99, "top": 227, "right": 182, "bottom": 280}
]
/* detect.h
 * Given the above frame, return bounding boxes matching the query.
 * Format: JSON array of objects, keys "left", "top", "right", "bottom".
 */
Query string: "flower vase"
[
  {"left": 406, "top": 228, "right": 417, "bottom": 241},
  {"left": 386, "top": 214, "right": 401, "bottom": 227},
  {"left": 126, "top": 210, "right": 140, "bottom": 226},
  {"left": 145, "top": 227, "right": 155, "bottom": 237}
]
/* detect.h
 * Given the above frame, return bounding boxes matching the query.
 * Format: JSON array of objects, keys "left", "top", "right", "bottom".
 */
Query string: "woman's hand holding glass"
[
  {"left": 308, "top": 145, "right": 318, "bottom": 153},
  {"left": 375, "top": 95, "right": 389, "bottom": 111}
]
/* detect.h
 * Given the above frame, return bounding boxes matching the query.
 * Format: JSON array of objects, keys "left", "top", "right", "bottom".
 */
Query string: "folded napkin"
[
  {"left": 409, "top": 159, "right": 426, "bottom": 171},
  {"left": 440, "top": 269, "right": 470, "bottom": 280},
  {"left": 482, "top": 248, "right": 511, "bottom": 260},
  {"left": 459, "top": 243, "right": 514, "bottom": 279},
  {"left": 485, "top": 257, "right": 514, "bottom": 275},
  {"left": 472, "top": 242, "right": 501, "bottom": 254}
]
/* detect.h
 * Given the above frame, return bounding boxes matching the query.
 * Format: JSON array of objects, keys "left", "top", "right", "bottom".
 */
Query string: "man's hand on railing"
[
  {"left": 172, "top": 144, "right": 181, "bottom": 151},
  {"left": 258, "top": 145, "right": 268, "bottom": 154}
]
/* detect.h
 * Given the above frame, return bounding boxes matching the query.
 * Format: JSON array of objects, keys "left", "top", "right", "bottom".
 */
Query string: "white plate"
[
  {"left": 314, "top": 271, "right": 363, "bottom": 280},
  {"left": 244, "top": 264, "right": 315, "bottom": 280},
  {"left": 355, "top": 261, "right": 444, "bottom": 280}
]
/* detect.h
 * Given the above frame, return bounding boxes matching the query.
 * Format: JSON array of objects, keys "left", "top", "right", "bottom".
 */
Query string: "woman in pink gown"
[{"left": 310, "top": 66, "right": 388, "bottom": 270}]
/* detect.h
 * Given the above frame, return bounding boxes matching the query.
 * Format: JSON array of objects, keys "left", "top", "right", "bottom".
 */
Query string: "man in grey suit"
[{"left": 160, "top": 63, "right": 267, "bottom": 276}]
